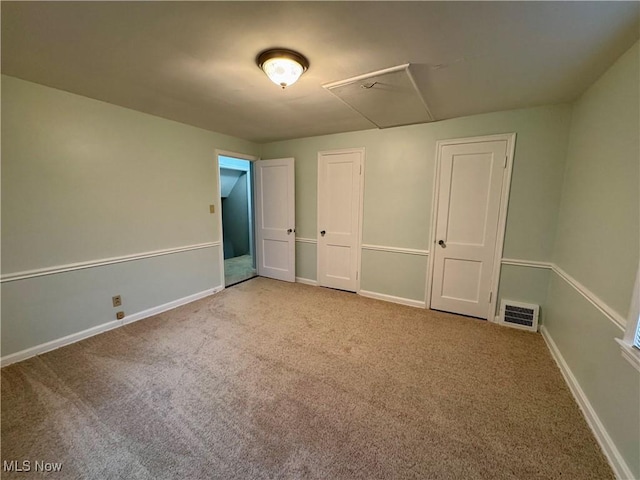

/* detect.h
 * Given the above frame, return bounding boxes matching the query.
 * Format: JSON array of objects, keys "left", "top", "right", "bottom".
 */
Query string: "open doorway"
[{"left": 219, "top": 156, "right": 256, "bottom": 287}]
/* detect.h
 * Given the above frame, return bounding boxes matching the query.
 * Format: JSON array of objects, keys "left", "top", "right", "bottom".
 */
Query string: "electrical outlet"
[
  {"left": 112, "top": 295, "right": 122, "bottom": 307},
  {"left": 116, "top": 311, "right": 125, "bottom": 320}
]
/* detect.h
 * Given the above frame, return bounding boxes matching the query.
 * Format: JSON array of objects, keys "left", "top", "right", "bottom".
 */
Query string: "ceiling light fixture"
[{"left": 257, "top": 48, "right": 309, "bottom": 89}]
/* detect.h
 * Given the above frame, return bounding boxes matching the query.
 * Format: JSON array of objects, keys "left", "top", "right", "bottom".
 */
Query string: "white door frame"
[
  {"left": 424, "top": 133, "right": 516, "bottom": 320},
  {"left": 215, "top": 149, "right": 259, "bottom": 290},
  {"left": 317, "top": 147, "right": 366, "bottom": 293}
]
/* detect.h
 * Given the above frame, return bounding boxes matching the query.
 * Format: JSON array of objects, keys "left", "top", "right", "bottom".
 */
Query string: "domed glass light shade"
[{"left": 257, "top": 49, "right": 309, "bottom": 89}]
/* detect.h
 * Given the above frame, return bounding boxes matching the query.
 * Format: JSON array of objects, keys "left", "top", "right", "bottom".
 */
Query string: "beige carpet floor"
[{"left": 1, "top": 277, "right": 613, "bottom": 479}]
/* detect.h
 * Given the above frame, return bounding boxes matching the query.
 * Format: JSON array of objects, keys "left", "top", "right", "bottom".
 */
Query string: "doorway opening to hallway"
[{"left": 219, "top": 156, "right": 256, "bottom": 287}]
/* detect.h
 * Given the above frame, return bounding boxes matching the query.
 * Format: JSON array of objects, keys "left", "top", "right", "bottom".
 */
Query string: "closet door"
[
  {"left": 317, "top": 148, "right": 364, "bottom": 292},
  {"left": 430, "top": 139, "right": 509, "bottom": 318}
]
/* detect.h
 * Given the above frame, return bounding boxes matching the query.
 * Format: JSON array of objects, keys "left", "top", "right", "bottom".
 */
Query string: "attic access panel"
[{"left": 323, "top": 64, "right": 434, "bottom": 129}]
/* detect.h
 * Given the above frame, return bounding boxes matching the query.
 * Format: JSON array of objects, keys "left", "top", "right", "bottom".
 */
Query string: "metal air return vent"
[
  {"left": 499, "top": 300, "right": 539, "bottom": 332},
  {"left": 322, "top": 64, "right": 434, "bottom": 129}
]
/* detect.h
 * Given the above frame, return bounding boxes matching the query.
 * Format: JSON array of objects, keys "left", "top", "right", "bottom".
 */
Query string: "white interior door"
[
  {"left": 430, "top": 140, "right": 508, "bottom": 318},
  {"left": 317, "top": 149, "right": 364, "bottom": 292},
  {"left": 254, "top": 158, "right": 295, "bottom": 282}
]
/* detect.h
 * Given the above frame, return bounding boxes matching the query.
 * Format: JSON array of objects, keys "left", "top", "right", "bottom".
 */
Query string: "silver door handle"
[{"left": 438, "top": 239, "right": 446, "bottom": 247}]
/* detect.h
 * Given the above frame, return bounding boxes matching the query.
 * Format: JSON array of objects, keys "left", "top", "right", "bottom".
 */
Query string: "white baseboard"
[
  {"left": 295, "top": 281, "right": 426, "bottom": 310},
  {"left": 1, "top": 320, "right": 123, "bottom": 368},
  {"left": 120, "top": 286, "right": 223, "bottom": 326},
  {"left": 358, "top": 290, "right": 425, "bottom": 309},
  {"left": 540, "top": 326, "right": 634, "bottom": 480},
  {"left": 0, "top": 285, "right": 224, "bottom": 368}
]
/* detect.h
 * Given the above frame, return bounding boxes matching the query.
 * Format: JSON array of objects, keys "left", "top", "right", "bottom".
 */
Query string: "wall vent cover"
[{"left": 499, "top": 300, "right": 539, "bottom": 332}]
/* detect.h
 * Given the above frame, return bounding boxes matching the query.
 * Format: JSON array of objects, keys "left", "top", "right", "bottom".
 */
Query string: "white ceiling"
[{"left": 2, "top": 1, "right": 638, "bottom": 143}]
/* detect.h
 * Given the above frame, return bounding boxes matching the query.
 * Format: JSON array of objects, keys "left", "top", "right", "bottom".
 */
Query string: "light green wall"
[
  {"left": 295, "top": 241, "right": 317, "bottom": 281},
  {"left": 1, "top": 75, "right": 259, "bottom": 357},
  {"left": 2, "top": 247, "right": 221, "bottom": 355},
  {"left": 1, "top": 75, "right": 258, "bottom": 273},
  {"left": 496, "top": 265, "right": 551, "bottom": 322},
  {"left": 360, "top": 250, "right": 428, "bottom": 301},
  {"left": 544, "top": 41, "right": 640, "bottom": 478},
  {"left": 262, "top": 104, "right": 572, "bottom": 305},
  {"left": 546, "top": 275, "right": 640, "bottom": 477},
  {"left": 552, "top": 42, "right": 640, "bottom": 315}
]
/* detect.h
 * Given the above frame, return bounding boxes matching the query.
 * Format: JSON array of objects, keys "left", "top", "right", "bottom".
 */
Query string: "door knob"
[
  {"left": 320, "top": 230, "right": 326, "bottom": 237},
  {"left": 287, "top": 229, "right": 293, "bottom": 234},
  {"left": 438, "top": 239, "right": 446, "bottom": 247}
]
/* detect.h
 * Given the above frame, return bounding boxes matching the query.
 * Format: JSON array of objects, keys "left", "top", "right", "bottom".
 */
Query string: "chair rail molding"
[
  {"left": 1, "top": 242, "right": 220, "bottom": 283},
  {"left": 295, "top": 237, "right": 317, "bottom": 244},
  {"left": 499, "top": 258, "right": 625, "bottom": 331},
  {"left": 500, "top": 258, "right": 552, "bottom": 269},
  {"left": 551, "top": 264, "right": 626, "bottom": 331},
  {"left": 361, "top": 244, "right": 429, "bottom": 256}
]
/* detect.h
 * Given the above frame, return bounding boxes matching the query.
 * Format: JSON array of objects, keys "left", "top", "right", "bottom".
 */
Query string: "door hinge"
[
  {"left": 359, "top": 164, "right": 362, "bottom": 175},
  {"left": 489, "top": 291, "right": 493, "bottom": 303},
  {"left": 356, "top": 271, "right": 359, "bottom": 280},
  {"left": 503, "top": 155, "right": 508, "bottom": 168}
]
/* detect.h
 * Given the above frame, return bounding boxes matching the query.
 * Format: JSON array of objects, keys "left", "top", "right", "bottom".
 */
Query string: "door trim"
[
  {"left": 215, "top": 150, "right": 258, "bottom": 289},
  {"left": 424, "top": 133, "right": 516, "bottom": 320},
  {"left": 317, "top": 147, "right": 365, "bottom": 293}
]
